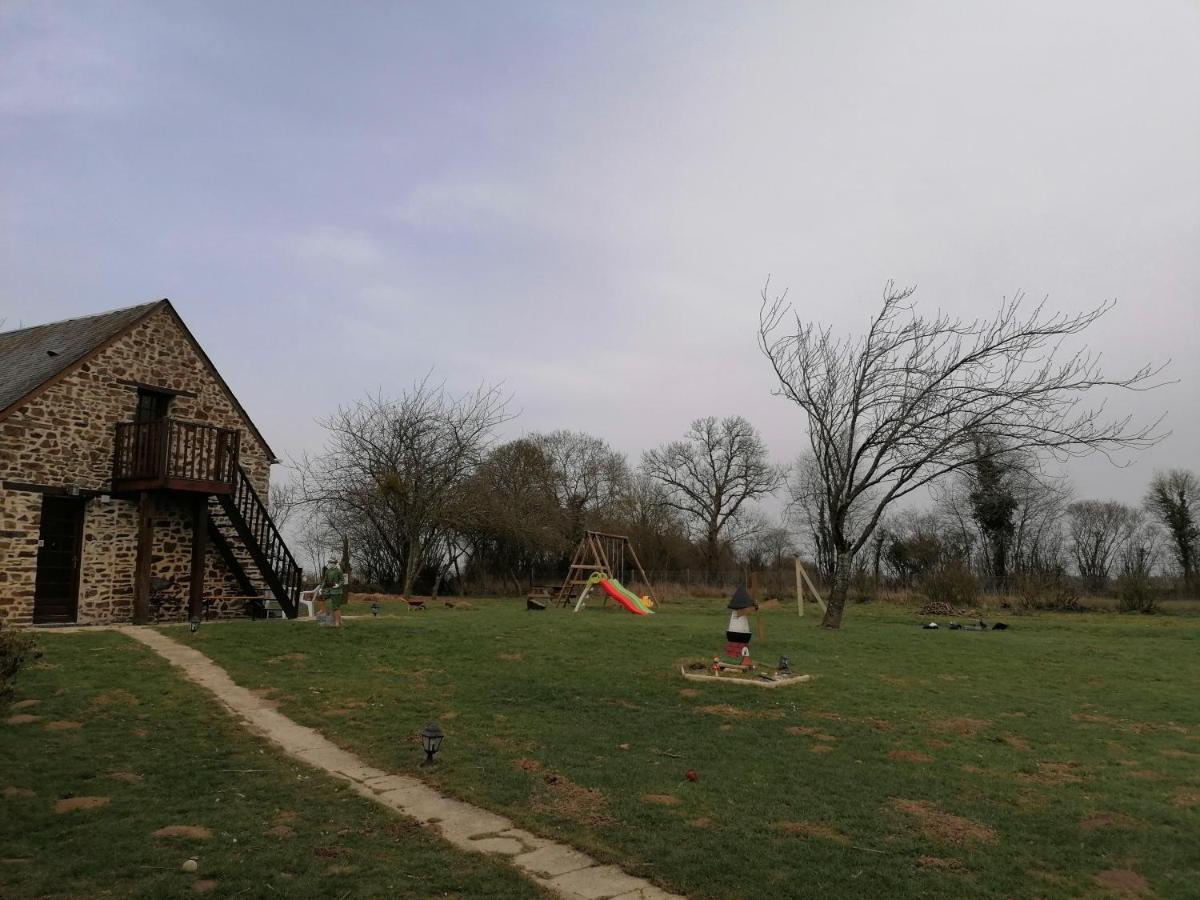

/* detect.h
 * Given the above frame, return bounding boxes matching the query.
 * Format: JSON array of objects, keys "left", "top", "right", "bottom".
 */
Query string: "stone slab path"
[{"left": 122, "top": 627, "right": 684, "bottom": 900}]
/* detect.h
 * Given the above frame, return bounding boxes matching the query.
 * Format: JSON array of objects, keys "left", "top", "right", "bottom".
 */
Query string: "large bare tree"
[
  {"left": 1144, "top": 469, "right": 1199, "bottom": 591},
  {"left": 759, "top": 281, "right": 1164, "bottom": 627},
  {"left": 641, "top": 416, "right": 784, "bottom": 579},
  {"left": 298, "top": 376, "right": 512, "bottom": 595},
  {"left": 1067, "top": 500, "right": 1140, "bottom": 592}
]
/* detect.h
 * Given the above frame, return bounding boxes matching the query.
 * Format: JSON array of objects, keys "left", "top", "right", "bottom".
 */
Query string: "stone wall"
[
  {"left": 0, "top": 304, "right": 273, "bottom": 495},
  {"left": 0, "top": 489, "right": 41, "bottom": 627}
]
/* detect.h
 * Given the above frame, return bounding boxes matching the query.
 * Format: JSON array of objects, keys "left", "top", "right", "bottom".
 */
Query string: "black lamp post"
[{"left": 419, "top": 722, "right": 444, "bottom": 767}]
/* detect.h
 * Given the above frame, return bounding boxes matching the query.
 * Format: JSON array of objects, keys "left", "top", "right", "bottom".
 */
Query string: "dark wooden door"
[{"left": 33, "top": 496, "right": 85, "bottom": 624}]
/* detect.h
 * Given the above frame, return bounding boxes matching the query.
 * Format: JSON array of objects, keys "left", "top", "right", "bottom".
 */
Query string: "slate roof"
[{"left": 0, "top": 301, "right": 164, "bottom": 416}]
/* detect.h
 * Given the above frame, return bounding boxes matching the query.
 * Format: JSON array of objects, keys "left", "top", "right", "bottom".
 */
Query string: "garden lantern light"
[
  {"left": 419, "top": 722, "right": 444, "bottom": 767},
  {"left": 777, "top": 655, "right": 790, "bottom": 674},
  {"left": 189, "top": 617, "right": 200, "bottom": 634},
  {"left": 371, "top": 600, "right": 380, "bottom": 617}
]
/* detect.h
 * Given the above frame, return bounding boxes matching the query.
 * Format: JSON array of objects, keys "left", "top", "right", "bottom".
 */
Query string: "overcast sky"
[{"left": 2, "top": 0, "right": 1197, "bottom": 510}]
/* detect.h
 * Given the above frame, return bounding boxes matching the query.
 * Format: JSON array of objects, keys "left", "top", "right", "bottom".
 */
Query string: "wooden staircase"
[{"left": 207, "top": 465, "right": 302, "bottom": 618}]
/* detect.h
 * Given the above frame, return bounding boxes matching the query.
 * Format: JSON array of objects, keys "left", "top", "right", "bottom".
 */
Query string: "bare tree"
[
  {"left": 641, "top": 416, "right": 784, "bottom": 579},
  {"left": 1067, "top": 500, "right": 1140, "bottom": 592},
  {"left": 759, "top": 280, "right": 1165, "bottom": 627},
  {"left": 529, "top": 430, "right": 629, "bottom": 537},
  {"left": 1144, "top": 469, "right": 1199, "bottom": 591},
  {"left": 298, "top": 376, "right": 512, "bottom": 595},
  {"left": 267, "top": 480, "right": 299, "bottom": 531}
]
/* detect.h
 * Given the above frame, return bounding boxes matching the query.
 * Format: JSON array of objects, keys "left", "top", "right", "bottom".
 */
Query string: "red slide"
[{"left": 596, "top": 578, "right": 652, "bottom": 615}]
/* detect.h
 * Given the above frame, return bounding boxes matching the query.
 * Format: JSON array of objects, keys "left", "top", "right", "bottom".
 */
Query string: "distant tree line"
[
  {"left": 282, "top": 283, "right": 1184, "bottom": 627},
  {"left": 291, "top": 376, "right": 785, "bottom": 597}
]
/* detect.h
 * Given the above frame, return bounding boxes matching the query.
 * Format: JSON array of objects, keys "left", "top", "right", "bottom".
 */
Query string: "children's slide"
[{"left": 596, "top": 577, "right": 654, "bottom": 615}]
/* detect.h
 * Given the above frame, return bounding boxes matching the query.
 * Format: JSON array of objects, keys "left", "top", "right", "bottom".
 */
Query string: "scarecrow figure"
[{"left": 724, "top": 584, "right": 757, "bottom": 666}]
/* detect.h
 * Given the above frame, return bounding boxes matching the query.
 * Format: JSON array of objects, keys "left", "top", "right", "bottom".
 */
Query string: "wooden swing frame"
[{"left": 553, "top": 530, "right": 657, "bottom": 608}]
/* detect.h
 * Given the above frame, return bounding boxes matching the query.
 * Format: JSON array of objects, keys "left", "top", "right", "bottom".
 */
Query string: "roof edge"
[{"left": 0, "top": 300, "right": 167, "bottom": 423}]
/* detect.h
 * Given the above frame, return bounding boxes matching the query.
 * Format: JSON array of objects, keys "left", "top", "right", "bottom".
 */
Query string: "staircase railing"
[{"left": 217, "top": 465, "right": 302, "bottom": 617}]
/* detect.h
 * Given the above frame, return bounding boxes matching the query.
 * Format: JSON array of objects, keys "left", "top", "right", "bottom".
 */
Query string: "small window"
[{"left": 135, "top": 389, "right": 172, "bottom": 423}]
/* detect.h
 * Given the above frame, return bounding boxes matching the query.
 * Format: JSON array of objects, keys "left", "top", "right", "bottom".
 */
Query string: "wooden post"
[
  {"left": 189, "top": 495, "right": 208, "bottom": 621},
  {"left": 795, "top": 556, "right": 803, "bottom": 617},
  {"left": 133, "top": 491, "right": 155, "bottom": 625},
  {"left": 798, "top": 560, "right": 827, "bottom": 613}
]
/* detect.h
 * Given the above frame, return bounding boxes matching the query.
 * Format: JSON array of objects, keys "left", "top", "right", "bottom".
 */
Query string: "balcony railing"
[{"left": 113, "top": 418, "right": 241, "bottom": 494}]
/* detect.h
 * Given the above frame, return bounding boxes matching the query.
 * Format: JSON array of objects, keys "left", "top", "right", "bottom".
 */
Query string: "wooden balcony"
[{"left": 113, "top": 418, "right": 240, "bottom": 494}]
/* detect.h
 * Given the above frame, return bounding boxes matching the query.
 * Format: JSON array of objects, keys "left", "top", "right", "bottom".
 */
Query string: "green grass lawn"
[
  {"left": 0, "top": 630, "right": 548, "bottom": 899},
  {"left": 182, "top": 598, "right": 1200, "bottom": 899}
]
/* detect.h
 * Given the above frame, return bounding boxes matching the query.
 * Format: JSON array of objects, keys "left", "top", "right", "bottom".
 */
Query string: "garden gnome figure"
[
  {"left": 725, "top": 584, "right": 757, "bottom": 665},
  {"left": 321, "top": 557, "right": 347, "bottom": 628}
]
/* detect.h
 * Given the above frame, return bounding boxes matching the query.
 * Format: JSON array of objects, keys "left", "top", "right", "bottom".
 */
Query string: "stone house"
[{"left": 0, "top": 300, "right": 301, "bottom": 626}]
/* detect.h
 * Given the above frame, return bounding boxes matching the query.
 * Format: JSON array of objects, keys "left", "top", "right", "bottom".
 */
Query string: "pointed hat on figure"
[{"left": 728, "top": 584, "right": 755, "bottom": 610}]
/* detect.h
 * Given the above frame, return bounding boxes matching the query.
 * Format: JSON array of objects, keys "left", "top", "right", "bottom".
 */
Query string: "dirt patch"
[
  {"left": 3, "top": 787, "right": 36, "bottom": 798},
  {"left": 679, "top": 688, "right": 701, "bottom": 698},
  {"left": 325, "top": 864, "right": 358, "bottom": 875},
  {"left": 133, "top": 726, "right": 150, "bottom": 738},
  {"left": 774, "top": 821, "right": 850, "bottom": 844},
  {"left": 315, "top": 846, "right": 352, "bottom": 859},
  {"left": 489, "top": 735, "right": 537, "bottom": 752},
  {"left": 513, "top": 758, "right": 542, "bottom": 773},
  {"left": 1160, "top": 749, "right": 1200, "bottom": 760},
  {"left": 810, "top": 744, "right": 835, "bottom": 754},
  {"left": 267, "top": 824, "right": 296, "bottom": 838},
  {"left": 4, "top": 714, "right": 40, "bottom": 725},
  {"left": 861, "top": 717, "right": 894, "bottom": 731},
  {"left": 90, "top": 689, "right": 139, "bottom": 708},
  {"left": 153, "top": 825, "right": 212, "bottom": 840},
  {"left": 786, "top": 725, "right": 820, "bottom": 736},
  {"left": 1002, "top": 734, "right": 1032, "bottom": 751},
  {"left": 687, "top": 817, "right": 715, "bottom": 828},
  {"left": 1019, "top": 762, "right": 1084, "bottom": 786},
  {"left": 1171, "top": 787, "right": 1200, "bottom": 808},
  {"left": 1081, "top": 813, "right": 1142, "bottom": 831},
  {"left": 918, "top": 856, "right": 964, "bottom": 871},
  {"left": 275, "top": 810, "right": 300, "bottom": 823},
  {"left": 696, "top": 704, "right": 783, "bottom": 721},
  {"left": 267, "top": 653, "right": 308, "bottom": 664},
  {"left": 192, "top": 881, "right": 219, "bottom": 893},
  {"left": 107, "top": 771, "right": 143, "bottom": 783},
  {"left": 930, "top": 717, "right": 991, "bottom": 737},
  {"left": 10, "top": 699, "right": 39, "bottom": 710},
  {"left": 1092, "top": 869, "right": 1152, "bottom": 898},
  {"left": 889, "top": 750, "right": 934, "bottom": 763},
  {"left": 889, "top": 799, "right": 997, "bottom": 845},
  {"left": 498, "top": 653, "right": 523, "bottom": 662},
  {"left": 45, "top": 720, "right": 82, "bottom": 731},
  {"left": 532, "top": 772, "right": 613, "bottom": 826},
  {"left": 925, "top": 739, "right": 950, "bottom": 749},
  {"left": 641, "top": 794, "right": 680, "bottom": 806},
  {"left": 1072, "top": 712, "right": 1118, "bottom": 726},
  {"left": 55, "top": 796, "right": 110, "bottom": 813}
]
